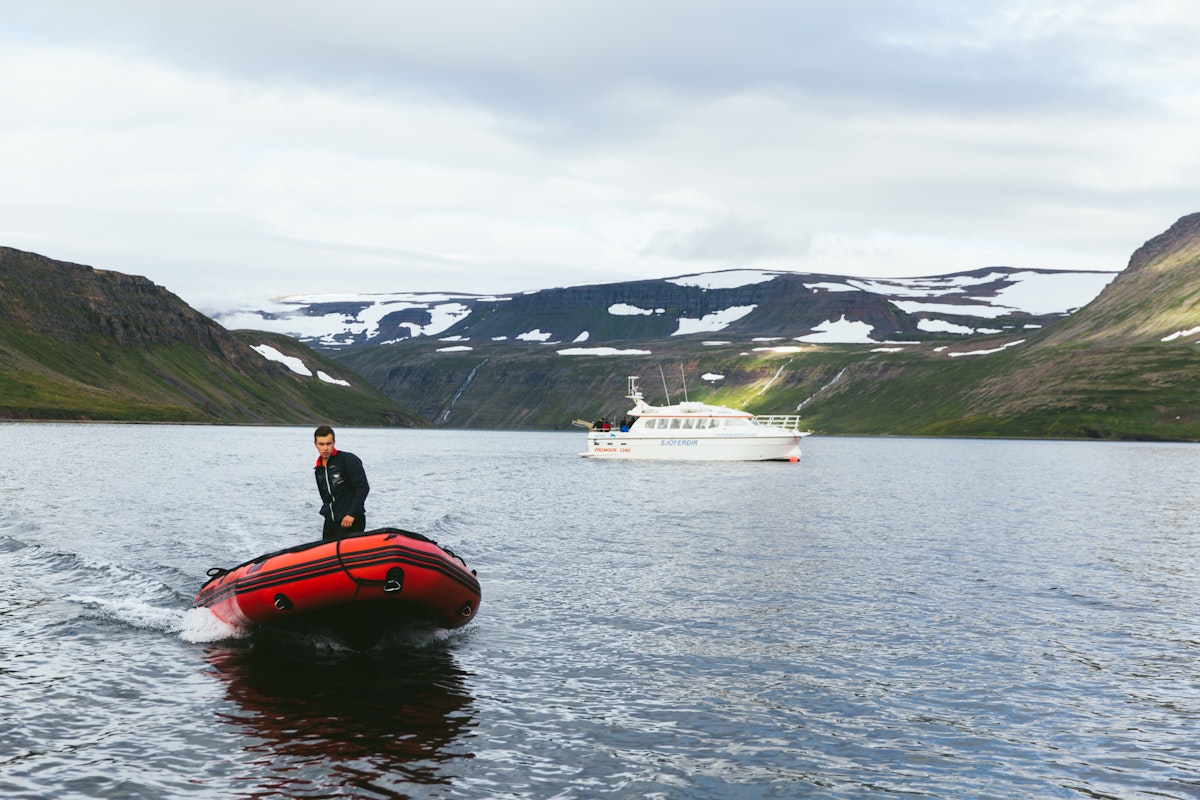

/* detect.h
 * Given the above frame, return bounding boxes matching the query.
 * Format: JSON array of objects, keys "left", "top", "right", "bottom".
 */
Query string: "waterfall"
[
  {"left": 756, "top": 359, "right": 792, "bottom": 395},
  {"left": 796, "top": 367, "right": 846, "bottom": 411},
  {"left": 439, "top": 359, "right": 489, "bottom": 424}
]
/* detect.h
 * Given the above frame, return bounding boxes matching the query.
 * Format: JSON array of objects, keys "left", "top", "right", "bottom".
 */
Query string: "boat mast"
[{"left": 658, "top": 364, "right": 671, "bottom": 404}]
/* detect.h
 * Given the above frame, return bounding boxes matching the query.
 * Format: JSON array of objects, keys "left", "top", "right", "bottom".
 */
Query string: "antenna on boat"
[
  {"left": 680, "top": 364, "right": 689, "bottom": 402},
  {"left": 658, "top": 364, "right": 671, "bottom": 404}
]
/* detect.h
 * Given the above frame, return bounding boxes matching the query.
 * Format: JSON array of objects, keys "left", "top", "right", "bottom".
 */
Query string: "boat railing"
[{"left": 752, "top": 414, "right": 804, "bottom": 430}]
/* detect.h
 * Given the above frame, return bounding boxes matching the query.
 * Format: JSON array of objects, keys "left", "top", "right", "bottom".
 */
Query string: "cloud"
[
  {"left": 0, "top": 1, "right": 1198, "bottom": 309},
  {"left": 644, "top": 214, "right": 799, "bottom": 262}
]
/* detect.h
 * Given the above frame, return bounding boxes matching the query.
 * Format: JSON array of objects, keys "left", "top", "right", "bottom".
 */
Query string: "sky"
[{"left": 2, "top": 1, "right": 1198, "bottom": 313}]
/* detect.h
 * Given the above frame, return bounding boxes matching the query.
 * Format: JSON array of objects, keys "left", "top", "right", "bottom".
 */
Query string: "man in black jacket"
[{"left": 313, "top": 425, "right": 370, "bottom": 540}]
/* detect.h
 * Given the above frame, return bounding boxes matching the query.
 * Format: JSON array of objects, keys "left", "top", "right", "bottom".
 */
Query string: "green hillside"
[{"left": 0, "top": 247, "right": 424, "bottom": 426}]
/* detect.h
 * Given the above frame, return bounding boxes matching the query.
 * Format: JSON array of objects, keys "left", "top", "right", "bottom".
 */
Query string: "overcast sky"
[{"left": 2, "top": 1, "right": 1198, "bottom": 312}]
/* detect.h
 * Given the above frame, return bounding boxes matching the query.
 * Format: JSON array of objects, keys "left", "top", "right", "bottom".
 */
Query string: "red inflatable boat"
[{"left": 193, "top": 528, "right": 481, "bottom": 648}]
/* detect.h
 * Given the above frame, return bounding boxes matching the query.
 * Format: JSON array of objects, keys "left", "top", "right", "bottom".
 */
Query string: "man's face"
[{"left": 314, "top": 434, "right": 336, "bottom": 460}]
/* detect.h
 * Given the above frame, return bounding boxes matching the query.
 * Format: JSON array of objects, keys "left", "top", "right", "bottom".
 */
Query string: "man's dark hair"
[{"left": 314, "top": 425, "right": 335, "bottom": 440}]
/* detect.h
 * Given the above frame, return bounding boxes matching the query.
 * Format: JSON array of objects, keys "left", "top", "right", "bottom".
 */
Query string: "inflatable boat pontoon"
[{"left": 193, "top": 527, "right": 481, "bottom": 648}]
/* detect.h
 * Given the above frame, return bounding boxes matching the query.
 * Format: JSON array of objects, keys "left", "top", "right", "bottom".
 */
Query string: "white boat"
[{"left": 574, "top": 376, "right": 810, "bottom": 461}]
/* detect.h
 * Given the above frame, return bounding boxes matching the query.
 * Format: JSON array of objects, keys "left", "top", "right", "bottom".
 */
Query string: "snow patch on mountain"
[
  {"left": 251, "top": 343, "right": 351, "bottom": 386},
  {"left": 989, "top": 271, "right": 1116, "bottom": 314},
  {"left": 948, "top": 339, "right": 1028, "bottom": 357},
  {"left": 797, "top": 316, "right": 876, "bottom": 344},
  {"left": 252, "top": 344, "right": 311, "bottom": 376},
  {"left": 1162, "top": 325, "right": 1200, "bottom": 342},
  {"left": 918, "top": 319, "right": 975, "bottom": 335},
  {"left": 609, "top": 303, "right": 663, "bottom": 316},
  {"left": 804, "top": 282, "right": 858, "bottom": 293},
  {"left": 317, "top": 371, "right": 351, "bottom": 386},
  {"left": 673, "top": 305, "right": 756, "bottom": 336},
  {"left": 212, "top": 267, "right": 1118, "bottom": 348},
  {"left": 667, "top": 270, "right": 778, "bottom": 289}
]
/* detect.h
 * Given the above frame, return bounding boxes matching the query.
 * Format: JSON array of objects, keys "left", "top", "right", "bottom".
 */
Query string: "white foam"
[
  {"left": 76, "top": 595, "right": 187, "bottom": 633},
  {"left": 178, "top": 607, "right": 249, "bottom": 643}
]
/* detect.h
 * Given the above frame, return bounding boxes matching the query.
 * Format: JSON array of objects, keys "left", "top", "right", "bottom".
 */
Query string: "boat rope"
[
  {"left": 333, "top": 536, "right": 383, "bottom": 596},
  {"left": 332, "top": 535, "right": 409, "bottom": 596}
]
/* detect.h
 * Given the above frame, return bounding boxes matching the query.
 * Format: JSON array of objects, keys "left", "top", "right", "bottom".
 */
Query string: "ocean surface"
[{"left": 1, "top": 423, "right": 1198, "bottom": 799}]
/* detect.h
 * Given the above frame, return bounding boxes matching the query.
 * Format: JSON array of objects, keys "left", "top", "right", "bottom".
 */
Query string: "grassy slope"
[
  {"left": 333, "top": 331, "right": 1200, "bottom": 441},
  {"left": 0, "top": 246, "right": 426, "bottom": 426},
  {"left": 787, "top": 343, "right": 1200, "bottom": 441},
  {"left": 0, "top": 321, "right": 424, "bottom": 425}
]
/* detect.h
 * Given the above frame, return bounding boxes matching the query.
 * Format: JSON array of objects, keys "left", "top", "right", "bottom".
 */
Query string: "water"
[{"left": 2, "top": 424, "right": 1199, "bottom": 799}]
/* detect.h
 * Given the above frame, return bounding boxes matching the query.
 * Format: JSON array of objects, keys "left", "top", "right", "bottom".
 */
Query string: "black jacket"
[{"left": 314, "top": 450, "right": 370, "bottom": 524}]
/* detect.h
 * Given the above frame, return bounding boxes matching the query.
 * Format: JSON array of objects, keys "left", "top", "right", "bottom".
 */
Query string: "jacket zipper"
[{"left": 322, "top": 459, "right": 335, "bottom": 521}]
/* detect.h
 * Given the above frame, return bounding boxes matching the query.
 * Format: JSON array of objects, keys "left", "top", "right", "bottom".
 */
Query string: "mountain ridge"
[
  {"left": 212, "top": 266, "right": 1117, "bottom": 351},
  {"left": 317, "top": 213, "right": 1200, "bottom": 439},
  {"left": 4, "top": 211, "right": 1199, "bottom": 440},
  {"left": 0, "top": 247, "right": 422, "bottom": 425},
  {"left": 1034, "top": 212, "right": 1200, "bottom": 346}
]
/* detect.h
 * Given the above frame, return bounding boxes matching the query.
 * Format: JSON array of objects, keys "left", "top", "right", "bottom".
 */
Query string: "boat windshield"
[{"left": 637, "top": 417, "right": 757, "bottom": 429}]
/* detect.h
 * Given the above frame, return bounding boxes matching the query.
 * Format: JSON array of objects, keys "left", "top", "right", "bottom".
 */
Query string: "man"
[{"left": 313, "top": 425, "right": 370, "bottom": 540}]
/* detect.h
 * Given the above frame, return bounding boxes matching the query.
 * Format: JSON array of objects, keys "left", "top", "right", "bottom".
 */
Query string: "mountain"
[
  {"left": 1036, "top": 212, "right": 1200, "bottom": 346},
  {"left": 930, "top": 211, "right": 1200, "bottom": 439},
  {"left": 211, "top": 263, "right": 1131, "bottom": 434},
  {"left": 778, "top": 212, "right": 1200, "bottom": 440},
  {"left": 0, "top": 247, "right": 422, "bottom": 425},
  {"left": 8, "top": 210, "right": 1196, "bottom": 440},
  {"left": 213, "top": 267, "right": 1117, "bottom": 351},
  {"left": 223, "top": 215, "right": 1198, "bottom": 441}
]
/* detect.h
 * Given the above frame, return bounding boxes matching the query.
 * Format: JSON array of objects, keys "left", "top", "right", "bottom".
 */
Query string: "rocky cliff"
[
  {"left": 0, "top": 247, "right": 421, "bottom": 425},
  {"left": 1035, "top": 212, "right": 1200, "bottom": 346}
]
